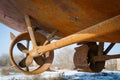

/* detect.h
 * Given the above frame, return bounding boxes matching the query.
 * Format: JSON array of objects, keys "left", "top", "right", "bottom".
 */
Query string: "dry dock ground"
[{"left": 0, "top": 67, "right": 120, "bottom": 80}]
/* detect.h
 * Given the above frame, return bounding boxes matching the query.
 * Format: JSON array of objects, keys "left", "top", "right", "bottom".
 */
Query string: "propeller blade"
[
  {"left": 10, "top": 32, "right": 15, "bottom": 40},
  {"left": 34, "top": 56, "right": 45, "bottom": 65},
  {"left": 17, "top": 43, "right": 29, "bottom": 53},
  {"left": 19, "top": 58, "right": 26, "bottom": 68},
  {"left": 25, "top": 55, "right": 33, "bottom": 67},
  {"left": 19, "top": 55, "right": 33, "bottom": 67}
]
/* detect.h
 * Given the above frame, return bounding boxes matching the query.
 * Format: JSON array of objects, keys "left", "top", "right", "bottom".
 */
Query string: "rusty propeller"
[
  {"left": 17, "top": 43, "right": 33, "bottom": 67},
  {"left": 17, "top": 43, "right": 44, "bottom": 68}
]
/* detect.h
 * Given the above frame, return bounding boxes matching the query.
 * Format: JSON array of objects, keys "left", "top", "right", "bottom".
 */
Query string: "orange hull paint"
[{"left": 0, "top": 0, "right": 120, "bottom": 42}]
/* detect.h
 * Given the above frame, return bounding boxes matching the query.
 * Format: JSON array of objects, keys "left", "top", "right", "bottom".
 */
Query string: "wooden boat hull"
[{"left": 0, "top": 0, "right": 120, "bottom": 42}]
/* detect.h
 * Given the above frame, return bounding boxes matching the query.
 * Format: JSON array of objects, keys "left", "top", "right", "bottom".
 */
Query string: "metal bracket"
[
  {"left": 104, "top": 43, "right": 115, "bottom": 55},
  {"left": 25, "top": 15, "right": 37, "bottom": 47},
  {"left": 43, "top": 30, "right": 57, "bottom": 45}
]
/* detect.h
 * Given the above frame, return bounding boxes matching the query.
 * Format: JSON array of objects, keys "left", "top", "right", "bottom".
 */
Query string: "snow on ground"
[
  {"left": 62, "top": 70, "right": 120, "bottom": 80},
  {"left": 1, "top": 69, "right": 120, "bottom": 80}
]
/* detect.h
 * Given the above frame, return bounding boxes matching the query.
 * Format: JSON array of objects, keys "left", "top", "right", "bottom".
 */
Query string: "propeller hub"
[{"left": 30, "top": 46, "right": 42, "bottom": 57}]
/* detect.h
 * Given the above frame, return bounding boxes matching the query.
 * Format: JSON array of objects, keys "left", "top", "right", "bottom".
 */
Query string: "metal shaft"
[
  {"left": 36, "top": 15, "right": 120, "bottom": 54},
  {"left": 94, "top": 54, "right": 120, "bottom": 62}
]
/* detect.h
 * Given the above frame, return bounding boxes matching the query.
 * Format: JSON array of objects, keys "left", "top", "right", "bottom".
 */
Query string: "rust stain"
[{"left": 0, "top": 0, "right": 120, "bottom": 42}]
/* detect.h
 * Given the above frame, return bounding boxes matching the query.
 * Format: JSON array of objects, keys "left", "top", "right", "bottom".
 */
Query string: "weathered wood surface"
[{"left": 0, "top": 0, "right": 120, "bottom": 42}]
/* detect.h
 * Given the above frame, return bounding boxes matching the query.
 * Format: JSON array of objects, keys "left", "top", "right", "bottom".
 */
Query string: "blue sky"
[
  {"left": 0, "top": 23, "right": 120, "bottom": 55},
  {"left": 0, "top": 23, "right": 19, "bottom": 54}
]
